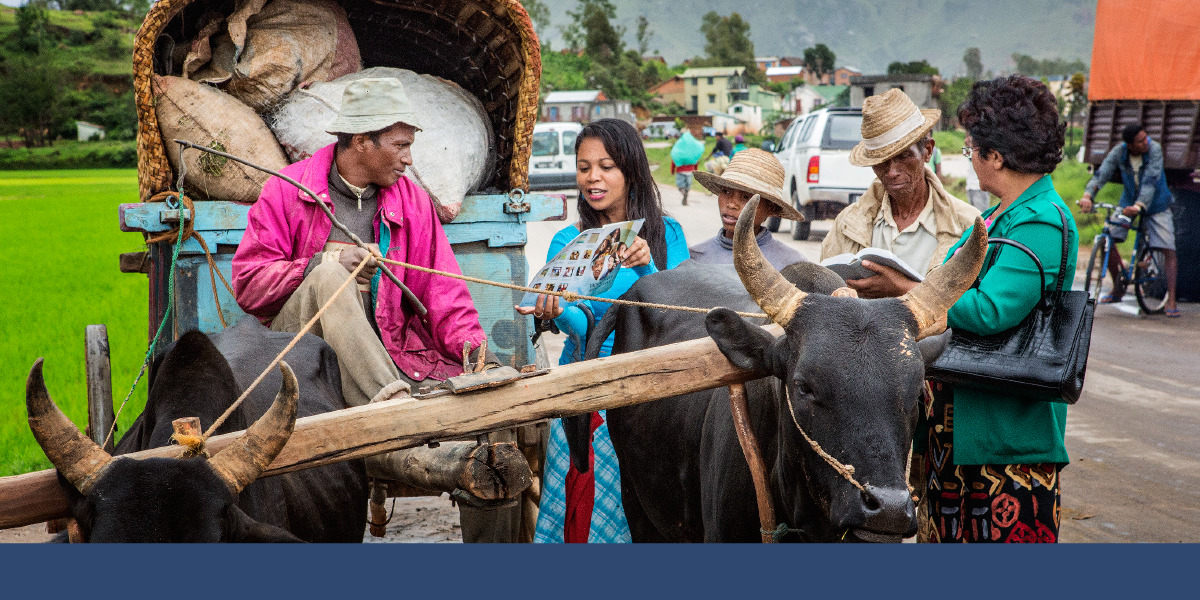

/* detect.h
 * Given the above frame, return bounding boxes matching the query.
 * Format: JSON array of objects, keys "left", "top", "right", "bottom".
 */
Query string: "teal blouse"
[{"left": 939, "top": 175, "right": 1078, "bottom": 466}]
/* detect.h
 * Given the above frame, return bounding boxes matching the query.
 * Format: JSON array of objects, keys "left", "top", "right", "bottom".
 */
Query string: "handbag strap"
[
  {"left": 1049, "top": 202, "right": 1070, "bottom": 294},
  {"left": 984, "top": 238, "right": 1048, "bottom": 306}
]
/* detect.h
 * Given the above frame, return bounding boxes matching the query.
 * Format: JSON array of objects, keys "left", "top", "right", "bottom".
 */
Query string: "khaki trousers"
[
  {"left": 270, "top": 261, "right": 409, "bottom": 408},
  {"left": 271, "top": 262, "right": 518, "bottom": 542}
]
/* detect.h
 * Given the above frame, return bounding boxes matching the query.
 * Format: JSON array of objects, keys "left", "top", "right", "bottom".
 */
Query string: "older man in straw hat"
[
  {"left": 821, "top": 88, "right": 979, "bottom": 298},
  {"left": 691, "top": 148, "right": 809, "bottom": 269},
  {"left": 234, "top": 77, "right": 492, "bottom": 405}
]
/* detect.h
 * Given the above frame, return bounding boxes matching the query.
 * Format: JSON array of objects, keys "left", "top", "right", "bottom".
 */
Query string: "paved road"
[{"left": 529, "top": 182, "right": 1200, "bottom": 543}]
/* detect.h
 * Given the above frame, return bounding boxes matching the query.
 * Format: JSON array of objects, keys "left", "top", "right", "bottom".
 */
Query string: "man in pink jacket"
[{"left": 233, "top": 77, "right": 489, "bottom": 408}]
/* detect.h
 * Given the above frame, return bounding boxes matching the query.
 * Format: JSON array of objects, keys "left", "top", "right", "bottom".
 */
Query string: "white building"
[
  {"left": 541, "top": 90, "right": 633, "bottom": 123},
  {"left": 76, "top": 121, "right": 106, "bottom": 141}
]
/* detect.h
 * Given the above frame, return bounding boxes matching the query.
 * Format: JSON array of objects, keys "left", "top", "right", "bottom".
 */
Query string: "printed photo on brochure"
[{"left": 519, "top": 219, "right": 645, "bottom": 307}]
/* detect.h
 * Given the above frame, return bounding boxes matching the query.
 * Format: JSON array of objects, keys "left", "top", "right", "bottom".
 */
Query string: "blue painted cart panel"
[{"left": 121, "top": 193, "right": 566, "bottom": 368}]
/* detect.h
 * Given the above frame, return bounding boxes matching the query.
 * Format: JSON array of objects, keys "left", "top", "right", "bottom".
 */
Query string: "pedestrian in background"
[{"left": 670, "top": 129, "right": 704, "bottom": 205}]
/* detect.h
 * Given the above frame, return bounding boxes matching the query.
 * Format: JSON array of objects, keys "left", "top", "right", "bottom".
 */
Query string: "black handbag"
[{"left": 928, "top": 203, "right": 1095, "bottom": 404}]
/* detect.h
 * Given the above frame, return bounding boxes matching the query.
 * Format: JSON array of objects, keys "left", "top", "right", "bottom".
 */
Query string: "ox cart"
[{"left": 76, "top": 0, "right": 566, "bottom": 542}]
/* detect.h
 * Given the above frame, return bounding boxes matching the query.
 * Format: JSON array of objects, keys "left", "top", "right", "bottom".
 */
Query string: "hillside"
[
  {"left": 537, "top": 0, "right": 1096, "bottom": 76},
  {"left": 0, "top": 6, "right": 139, "bottom": 146}
]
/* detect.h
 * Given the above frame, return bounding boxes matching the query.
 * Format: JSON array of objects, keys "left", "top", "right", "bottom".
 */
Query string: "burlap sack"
[
  {"left": 153, "top": 75, "right": 289, "bottom": 202},
  {"left": 267, "top": 67, "right": 495, "bottom": 222},
  {"left": 186, "top": 0, "right": 361, "bottom": 112}
]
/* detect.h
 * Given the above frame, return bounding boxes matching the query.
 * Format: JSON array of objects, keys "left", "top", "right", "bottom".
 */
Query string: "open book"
[
  {"left": 519, "top": 219, "right": 645, "bottom": 307},
  {"left": 819, "top": 248, "right": 924, "bottom": 282}
]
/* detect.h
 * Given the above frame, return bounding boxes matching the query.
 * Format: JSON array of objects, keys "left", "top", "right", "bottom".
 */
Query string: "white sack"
[{"left": 268, "top": 67, "right": 495, "bottom": 223}]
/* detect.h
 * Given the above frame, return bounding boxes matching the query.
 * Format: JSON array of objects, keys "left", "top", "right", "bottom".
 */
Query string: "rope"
[
  {"left": 198, "top": 253, "right": 372, "bottom": 441},
  {"left": 377, "top": 256, "right": 771, "bottom": 320},
  {"left": 783, "top": 385, "right": 866, "bottom": 493},
  {"left": 145, "top": 191, "right": 237, "bottom": 329},
  {"left": 102, "top": 193, "right": 187, "bottom": 450}
]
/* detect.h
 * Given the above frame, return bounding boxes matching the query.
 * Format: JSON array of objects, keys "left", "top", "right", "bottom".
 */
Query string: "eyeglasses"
[{"left": 962, "top": 145, "right": 979, "bottom": 159}]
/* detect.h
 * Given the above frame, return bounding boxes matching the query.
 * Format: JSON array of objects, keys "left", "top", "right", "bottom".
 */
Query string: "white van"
[{"left": 528, "top": 122, "right": 583, "bottom": 191}]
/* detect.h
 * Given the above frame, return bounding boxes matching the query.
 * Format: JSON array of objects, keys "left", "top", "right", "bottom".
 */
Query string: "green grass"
[
  {"left": 934, "top": 130, "right": 966, "bottom": 156},
  {"left": 0, "top": 169, "right": 149, "bottom": 476},
  {"left": 0, "top": 140, "right": 137, "bottom": 170}
]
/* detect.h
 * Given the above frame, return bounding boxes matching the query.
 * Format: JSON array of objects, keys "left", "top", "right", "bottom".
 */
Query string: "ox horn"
[
  {"left": 208, "top": 361, "right": 299, "bottom": 495},
  {"left": 26, "top": 358, "right": 114, "bottom": 495},
  {"left": 900, "top": 216, "right": 989, "bottom": 339},
  {"left": 733, "top": 195, "right": 806, "bottom": 326}
]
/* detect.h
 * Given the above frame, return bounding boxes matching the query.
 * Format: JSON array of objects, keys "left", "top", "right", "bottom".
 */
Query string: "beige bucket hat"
[
  {"left": 695, "top": 148, "right": 805, "bottom": 221},
  {"left": 326, "top": 77, "right": 422, "bottom": 135},
  {"left": 849, "top": 88, "right": 940, "bottom": 167}
]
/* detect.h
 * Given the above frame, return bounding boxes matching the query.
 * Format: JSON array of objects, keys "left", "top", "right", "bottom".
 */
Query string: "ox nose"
[{"left": 855, "top": 485, "right": 917, "bottom": 538}]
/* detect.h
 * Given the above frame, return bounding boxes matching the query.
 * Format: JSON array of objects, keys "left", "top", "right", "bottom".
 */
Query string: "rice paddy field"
[{"left": 0, "top": 169, "right": 150, "bottom": 476}]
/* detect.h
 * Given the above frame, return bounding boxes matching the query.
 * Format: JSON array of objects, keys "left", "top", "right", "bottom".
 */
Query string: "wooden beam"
[
  {"left": 85, "top": 325, "right": 115, "bottom": 453},
  {"left": 0, "top": 331, "right": 774, "bottom": 530},
  {"left": 367, "top": 441, "right": 532, "bottom": 500}
]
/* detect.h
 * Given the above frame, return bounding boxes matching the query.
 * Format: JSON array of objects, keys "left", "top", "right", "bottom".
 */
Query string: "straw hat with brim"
[
  {"left": 849, "top": 88, "right": 940, "bottom": 167},
  {"left": 326, "top": 77, "right": 422, "bottom": 135},
  {"left": 695, "top": 148, "right": 805, "bottom": 221}
]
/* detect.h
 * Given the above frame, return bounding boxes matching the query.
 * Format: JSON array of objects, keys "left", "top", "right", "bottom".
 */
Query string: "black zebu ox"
[
  {"left": 26, "top": 318, "right": 368, "bottom": 542},
  {"left": 573, "top": 197, "right": 986, "bottom": 542}
]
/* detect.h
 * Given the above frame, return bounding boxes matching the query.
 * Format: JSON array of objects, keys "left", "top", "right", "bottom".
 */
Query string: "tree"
[
  {"left": 963, "top": 47, "right": 982, "bottom": 80},
  {"left": 581, "top": 3, "right": 623, "bottom": 66},
  {"left": 15, "top": 0, "right": 52, "bottom": 53},
  {"left": 522, "top": 0, "right": 551, "bottom": 37},
  {"left": 697, "top": 11, "right": 758, "bottom": 79},
  {"left": 940, "top": 77, "right": 975, "bottom": 125},
  {"left": 803, "top": 43, "right": 836, "bottom": 80},
  {"left": 887, "top": 60, "right": 939, "bottom": 75},
  {"left": 635, "top": 15, "right": 653, "bottom": 56},
  {"left": 1064, "top": 72, "right": 1088, "bottom": 152},
  {"left": 0, "top": 52, "right": 68, "bottom": 147},
  {"left": 561, "top": 0, "right": 617, "bottom": 53}
]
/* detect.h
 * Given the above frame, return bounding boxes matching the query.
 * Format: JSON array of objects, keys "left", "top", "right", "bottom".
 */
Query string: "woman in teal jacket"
[
  {"left": 925, "top": 76, "right": 1078, "bottom": 543},
  {"left": 518, "top": 119, "right": 689, "bottom": 542}
]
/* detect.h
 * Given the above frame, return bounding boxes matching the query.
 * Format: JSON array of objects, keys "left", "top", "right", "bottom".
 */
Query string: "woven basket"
[{"left": 133, "top": 0, "right": 541, "bottom": 201}]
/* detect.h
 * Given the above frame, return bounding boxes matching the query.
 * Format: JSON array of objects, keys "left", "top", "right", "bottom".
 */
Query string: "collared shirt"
[{"left": 871, "top": 186, "right": 940, "bottom": 277}]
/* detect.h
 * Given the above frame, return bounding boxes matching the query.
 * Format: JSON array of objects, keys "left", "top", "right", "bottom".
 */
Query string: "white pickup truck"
[{"left": 770, "top": 107, "right": 876, "bottom": 240}]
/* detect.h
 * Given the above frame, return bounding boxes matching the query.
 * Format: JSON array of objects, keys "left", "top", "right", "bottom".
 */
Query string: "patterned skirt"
[{"left": 923, "top": 383, "right": 1062, "bottom": 543}]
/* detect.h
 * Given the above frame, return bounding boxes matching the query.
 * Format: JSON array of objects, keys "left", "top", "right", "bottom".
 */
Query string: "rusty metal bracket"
[{"left": 503, "top": 188, "right": 530, "bottom": 215}]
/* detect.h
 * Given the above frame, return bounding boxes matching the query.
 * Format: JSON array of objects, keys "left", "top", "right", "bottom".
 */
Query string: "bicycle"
[{"left": 1080, "top": 202, "right": 1170, "bottom": 314}]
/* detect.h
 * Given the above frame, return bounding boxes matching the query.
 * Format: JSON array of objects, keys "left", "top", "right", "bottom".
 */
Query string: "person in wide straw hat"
[
  {"left": 821, "top": 88, "right": 979, "bottom": 298},
  {"left": 690, "top": 148, "right": 809, "bottom": 268}
]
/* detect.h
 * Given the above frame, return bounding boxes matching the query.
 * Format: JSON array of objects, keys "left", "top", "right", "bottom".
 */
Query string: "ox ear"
[
  {"left": 225, "top": 505, "right": 304, "bottom": 543},
  {"left": 705, "top": 308, "right": 786, "bottom": 379},
  {"left": 917, "top": 328, "right": 953, "bottom": 368}
]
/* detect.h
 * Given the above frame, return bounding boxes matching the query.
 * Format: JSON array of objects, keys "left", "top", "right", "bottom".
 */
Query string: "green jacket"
[{"left": 939, "top": 175, "right": 1077, "bottom": 465}]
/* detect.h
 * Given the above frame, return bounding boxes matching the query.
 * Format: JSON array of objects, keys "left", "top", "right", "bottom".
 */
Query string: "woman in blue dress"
[{"left": 517, "top": 118, "right": 689, "bottom": 542}]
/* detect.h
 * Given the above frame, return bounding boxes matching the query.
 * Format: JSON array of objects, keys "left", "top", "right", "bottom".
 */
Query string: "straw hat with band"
[
  {"left": 848, "top": 88, "right": 940, "bottom": 167},
  {"left": 327, "top": 77, "right": 423, "bottom": 135},
  {"left": 695, "top": 148, "right": 805, "bottom": 221}
]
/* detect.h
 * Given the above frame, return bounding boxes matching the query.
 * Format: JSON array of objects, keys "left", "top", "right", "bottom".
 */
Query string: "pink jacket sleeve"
[
  {"left": 232, "top": 177, "right": 311, "bottom": 319},
  {"left": 400, "top": 188, "right": 486, "bottom": 359}
]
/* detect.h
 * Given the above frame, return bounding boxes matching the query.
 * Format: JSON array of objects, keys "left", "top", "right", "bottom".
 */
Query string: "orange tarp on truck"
[{"left": 1089, "top": 0, "right": 1200, "bottom": 100}]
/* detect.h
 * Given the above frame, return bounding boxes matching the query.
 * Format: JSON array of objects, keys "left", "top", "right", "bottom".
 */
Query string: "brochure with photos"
[{"left": 520, "top": 219, "right": 645, "bottom": 307}]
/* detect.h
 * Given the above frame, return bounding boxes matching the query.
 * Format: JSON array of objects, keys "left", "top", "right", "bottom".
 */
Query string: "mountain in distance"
[{"left": 535, "top": 0, "right": 1097, "bottom": 77}]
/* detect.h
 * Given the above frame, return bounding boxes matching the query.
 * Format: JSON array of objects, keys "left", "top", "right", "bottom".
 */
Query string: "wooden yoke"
[{"left": 0, "top": 328, "right": 779, "bottom": 530}]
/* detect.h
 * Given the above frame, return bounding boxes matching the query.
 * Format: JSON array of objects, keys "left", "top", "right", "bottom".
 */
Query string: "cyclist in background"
[{"left": 1079, "top": 124, "right": 1180, "bottom": 317}]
